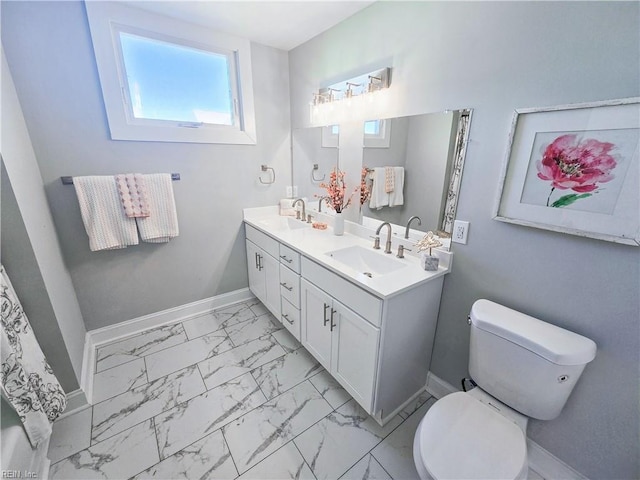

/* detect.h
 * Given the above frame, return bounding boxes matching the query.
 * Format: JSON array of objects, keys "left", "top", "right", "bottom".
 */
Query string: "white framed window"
[
  {"left": 321, "top": 125, "right": 339, "bottom": 148},
  {"left": 85, "top": 2, "right": 256, "bottom": 144},
  {"left": 363, "top": 119, "right": 391, "bottom": 148}
]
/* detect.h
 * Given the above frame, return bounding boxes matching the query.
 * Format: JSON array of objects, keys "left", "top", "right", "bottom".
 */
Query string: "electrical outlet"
[
  {"left": 453, "top": 220, "right": 469, "bottom": 244},
  {"left": 286, "top": 186, "right": 299, "bottom": 198}
]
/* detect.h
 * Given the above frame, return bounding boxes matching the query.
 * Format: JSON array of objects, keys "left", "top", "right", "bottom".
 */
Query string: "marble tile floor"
[{"left": 48, "top": 298, "right": 545, "bottom": 480}]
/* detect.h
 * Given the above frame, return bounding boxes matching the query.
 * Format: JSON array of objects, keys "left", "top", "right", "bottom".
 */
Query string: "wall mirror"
[
  {"left": 292, "top": 125, "right": 339, "bottom": 203},
  {"left": 361, "top": 109, "right": 472, "bottom": 235},
  {"left": 291, "top": 109, "right": 472, "bottom": 235}
]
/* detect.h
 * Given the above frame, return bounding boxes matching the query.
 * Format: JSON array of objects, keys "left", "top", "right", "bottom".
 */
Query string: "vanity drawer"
[
  {"left": 279, "top": 264, "right": 300, "bottom": 308},
  {"left": 279, "top": 244, "right": 301, "bottom": 273},
  {"left": 281, "top": 298, "right": 300, "bottom": 341},
  {"left": 245, "top": 224, "right": 279, "bottom": 258}
]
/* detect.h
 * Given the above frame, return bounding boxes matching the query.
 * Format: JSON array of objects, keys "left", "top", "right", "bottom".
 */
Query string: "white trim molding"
[
  {"left": 527, "top": 441, "right": 588, "bottom": 480},
  {"left": 425, "top": 372, "right": 588, "bottom": 480},
  {"left": 80, "top": 331, "right": 96, "bottom": 405},
  {"left": 84, "top": 1, "right": 257, "bottom": 145},
  {"left": 81, "top": 288, "right": 253, "bottom": 404},
  {"left": 58, "top": 389, "right": 90, "bottom": 421},
  {"left": 425, "top": 371, "right": 458, "bottom": 400}
]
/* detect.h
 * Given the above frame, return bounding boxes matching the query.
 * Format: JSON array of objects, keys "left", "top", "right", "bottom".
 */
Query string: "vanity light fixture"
[
  {"left": 367, "top": 75, "right": 384, "bottom": 93},
  {"left": 345, "top": 82, "right": 360, "bottom": 98},
  {"left": 310, "top": 67, "right": 392, "bottom": 112}
]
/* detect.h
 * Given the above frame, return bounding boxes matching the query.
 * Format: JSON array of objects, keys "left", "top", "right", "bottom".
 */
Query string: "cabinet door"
[
  {"left": 262, "top": 250, "right": 281, "bottom": 318},
  {"left": 246, "top": 240, "right": 265, "bottom": 303},
  {"left": 300, "top": 279, "right": 333, "bottom": 370},
  {"left": 332, "top": 302, "right": 380, "bottom": 411}
]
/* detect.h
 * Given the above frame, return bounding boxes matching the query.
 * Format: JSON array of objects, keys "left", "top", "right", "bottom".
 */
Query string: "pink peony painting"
[
  {"left": 496, "top": 99, "right": 639, "bottom": 245},
  {"left": 521, "top": 129, "right": 638, "bottom": 214},
  {"left": 537, "top": 133, "right": 617, "bottom": 206}
]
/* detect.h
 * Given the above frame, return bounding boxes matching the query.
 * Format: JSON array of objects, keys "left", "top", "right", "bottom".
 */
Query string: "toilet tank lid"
[{"left": 470, "top": 300, "right": 597, "bottom": 365}]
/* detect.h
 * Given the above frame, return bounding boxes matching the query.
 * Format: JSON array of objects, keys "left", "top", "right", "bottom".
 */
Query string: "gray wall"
[
  {"left": 289, "top": 2, "right": 639, "bottom": 478},
  {"left": 1, "top": 50, "right": 87, "bottom": 390},
  {"left": 1, "top": 1, "right": 292, "bottom": 330},
  {"left": 1, "top": 164, "right": 79, "bottom": 393}
]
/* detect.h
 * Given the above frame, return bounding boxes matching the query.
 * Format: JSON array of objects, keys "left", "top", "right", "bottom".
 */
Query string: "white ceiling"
[{"left": 123, "top": 1, "right": 376, "bottom": 51}]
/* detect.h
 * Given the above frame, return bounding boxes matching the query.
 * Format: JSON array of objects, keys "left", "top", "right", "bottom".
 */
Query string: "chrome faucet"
[
  {"left": 292, "top": 198, "right": 306, "bottom": 221},
  {"left": 375, "top": 222, "right": 393, "bottom": 254},
  {"left": 318, "top": 196, "right": 329, "bottom": 213},
  {"left": 405, "top": 215, "right": 422, "bottom": 239}
]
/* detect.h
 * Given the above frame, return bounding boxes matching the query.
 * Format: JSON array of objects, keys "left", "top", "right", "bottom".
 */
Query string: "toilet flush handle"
[{"left": 467, "top": 315, "right": 472, "bottom": 325}]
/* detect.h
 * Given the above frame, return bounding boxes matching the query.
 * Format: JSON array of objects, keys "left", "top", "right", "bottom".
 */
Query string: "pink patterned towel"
[
  {"left": 115, "top": 173, "right": 150, "bottom": 218},
  {"left": 384, "top": 167, "right": 395, "bottom": 193}
]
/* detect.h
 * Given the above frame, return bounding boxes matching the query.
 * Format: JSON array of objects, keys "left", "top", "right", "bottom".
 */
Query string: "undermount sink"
[
  {"left": 257, "top": 216, "right": 308, "bottom": 231},
  {"left": 325, "top": 245, "right": 406, "bottom": 277}
]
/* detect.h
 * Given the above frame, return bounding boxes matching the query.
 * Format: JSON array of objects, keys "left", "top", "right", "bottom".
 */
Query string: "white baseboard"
[
  {"left": 425, "top": 371, "right": 588, "bottom": 480},
  {"left": 425, "top": 371, "right": 458, "bottom": 399},
  {"left": 80, "top": 330, "right": 95, "bottom": 405},
  {"left": 81, "top": 288, "right": 254, "bottom": 405},
  {"left": 89, "top": 288, "right": 253, "bottom": 347},
  {"left": 373, "top": 387, "right": 426, "bottom": 426},
  {"left": 58, "top": 389, "right": 90, "bottom": 421},
  {"left": 527, "top": 441, "right": 588, "bottom": 480}
]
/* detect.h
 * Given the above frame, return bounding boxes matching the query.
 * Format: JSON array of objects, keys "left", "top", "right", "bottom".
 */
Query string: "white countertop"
[{"left": 243, "top": 206, "right": 452, "bottom": 299}]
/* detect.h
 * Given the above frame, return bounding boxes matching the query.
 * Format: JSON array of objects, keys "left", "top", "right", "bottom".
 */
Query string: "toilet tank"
[{"left": 469, "top": 299, "right": 597, "bottom": 420}]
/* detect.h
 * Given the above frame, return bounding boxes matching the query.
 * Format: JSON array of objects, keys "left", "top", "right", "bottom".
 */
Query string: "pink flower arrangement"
[
  {"left": 360, "top": 168, "right": 371, "bottom": 206},
  {"left": 536, "top": 134, "right": 618, "bottom": 207},
  {"left": 319, "top": 167, "right": 357, "bottom": 213}
]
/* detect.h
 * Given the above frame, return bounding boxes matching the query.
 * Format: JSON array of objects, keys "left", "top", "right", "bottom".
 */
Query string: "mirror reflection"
[
  {"left": 362, "top": 110, "right": 463, "bottom": 234},
  {"left": 291, "top": 109, "right": 472, "bottom": 235},
  {"left": 292, "top": 125, "right": 338, "bottom": 203}
]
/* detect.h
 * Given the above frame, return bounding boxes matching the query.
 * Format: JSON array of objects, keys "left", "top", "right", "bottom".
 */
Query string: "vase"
[
  {"left": 333, "top": 212, "right": 344, "bottom": 236},
  {"left": 421, "top": 252, "right": 439, "bottom": 271}
]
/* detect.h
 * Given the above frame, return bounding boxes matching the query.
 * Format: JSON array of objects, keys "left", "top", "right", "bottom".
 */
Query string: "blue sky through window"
[
  {"left": 331, "top": 121, "right": 380, "bottom": 136},
  {"left": 119, "top": 32, "right": 233, "bottom": 125},
  {"left": 364, "top": 120, "right": 380, "bottom": 135}
]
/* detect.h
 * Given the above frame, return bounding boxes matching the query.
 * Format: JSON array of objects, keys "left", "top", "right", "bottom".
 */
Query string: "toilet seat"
[{"left": 414, "top": 392, "right": 527, "bottom": 480}]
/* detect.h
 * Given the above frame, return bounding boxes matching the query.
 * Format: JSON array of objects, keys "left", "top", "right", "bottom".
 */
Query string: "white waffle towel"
[
  {"left": 369, "top": 167, "right": 388, "bottom": 210},
  {"left": 136, "top": 173, "right": 179, "bottom": 243},
  {"left": 73, "top": 176, "right": 139, "bottom": 251},
  {"left": 279, "top": 198, "right": 296, "bottom": 216},
  {"left": 368, "top": 167, "right": 404, "bottom": 209}
]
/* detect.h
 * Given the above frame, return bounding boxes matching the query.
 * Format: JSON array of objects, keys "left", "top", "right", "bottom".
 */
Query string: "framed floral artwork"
[{"left": 494, "top": 98, "right": 639, "bottom": 246}]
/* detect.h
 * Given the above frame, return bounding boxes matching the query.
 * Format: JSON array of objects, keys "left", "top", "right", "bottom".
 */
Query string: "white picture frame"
[{"left": 494, "top": 98, "right": 640, "bottom": 246}]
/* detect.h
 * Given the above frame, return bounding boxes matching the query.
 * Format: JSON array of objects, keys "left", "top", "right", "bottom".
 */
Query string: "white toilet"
[{"left": 413, "top": 299, "right": 597, "bottom": 480}]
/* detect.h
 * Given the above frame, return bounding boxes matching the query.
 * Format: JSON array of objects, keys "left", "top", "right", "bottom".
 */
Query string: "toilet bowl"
[
  {"left": 412, "top": 299, "right": 597, "bottom": 480},
  {"left": 413, "top": 390, "right": 528, "bottom": 480}
]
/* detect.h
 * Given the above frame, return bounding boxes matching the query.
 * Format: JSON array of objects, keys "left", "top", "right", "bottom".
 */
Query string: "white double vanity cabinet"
[{"left": 243, "top": 207, "right": 451, "bottom": 425}]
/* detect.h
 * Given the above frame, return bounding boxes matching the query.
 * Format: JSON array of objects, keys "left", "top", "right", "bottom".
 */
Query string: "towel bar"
[
  {"left": 258, "top": 165, "right": 276, "bottom": 185},
  {"left": 61, "top": 173, "right": 181, "bottom": 185},
  {"left": 311, "top": 164, "right": 325, "bottom": 182}
]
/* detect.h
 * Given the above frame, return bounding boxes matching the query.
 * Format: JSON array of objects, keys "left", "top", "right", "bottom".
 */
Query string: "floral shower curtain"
[{"left": 1, "top": 265, "right": 66, "bottom": 447}]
